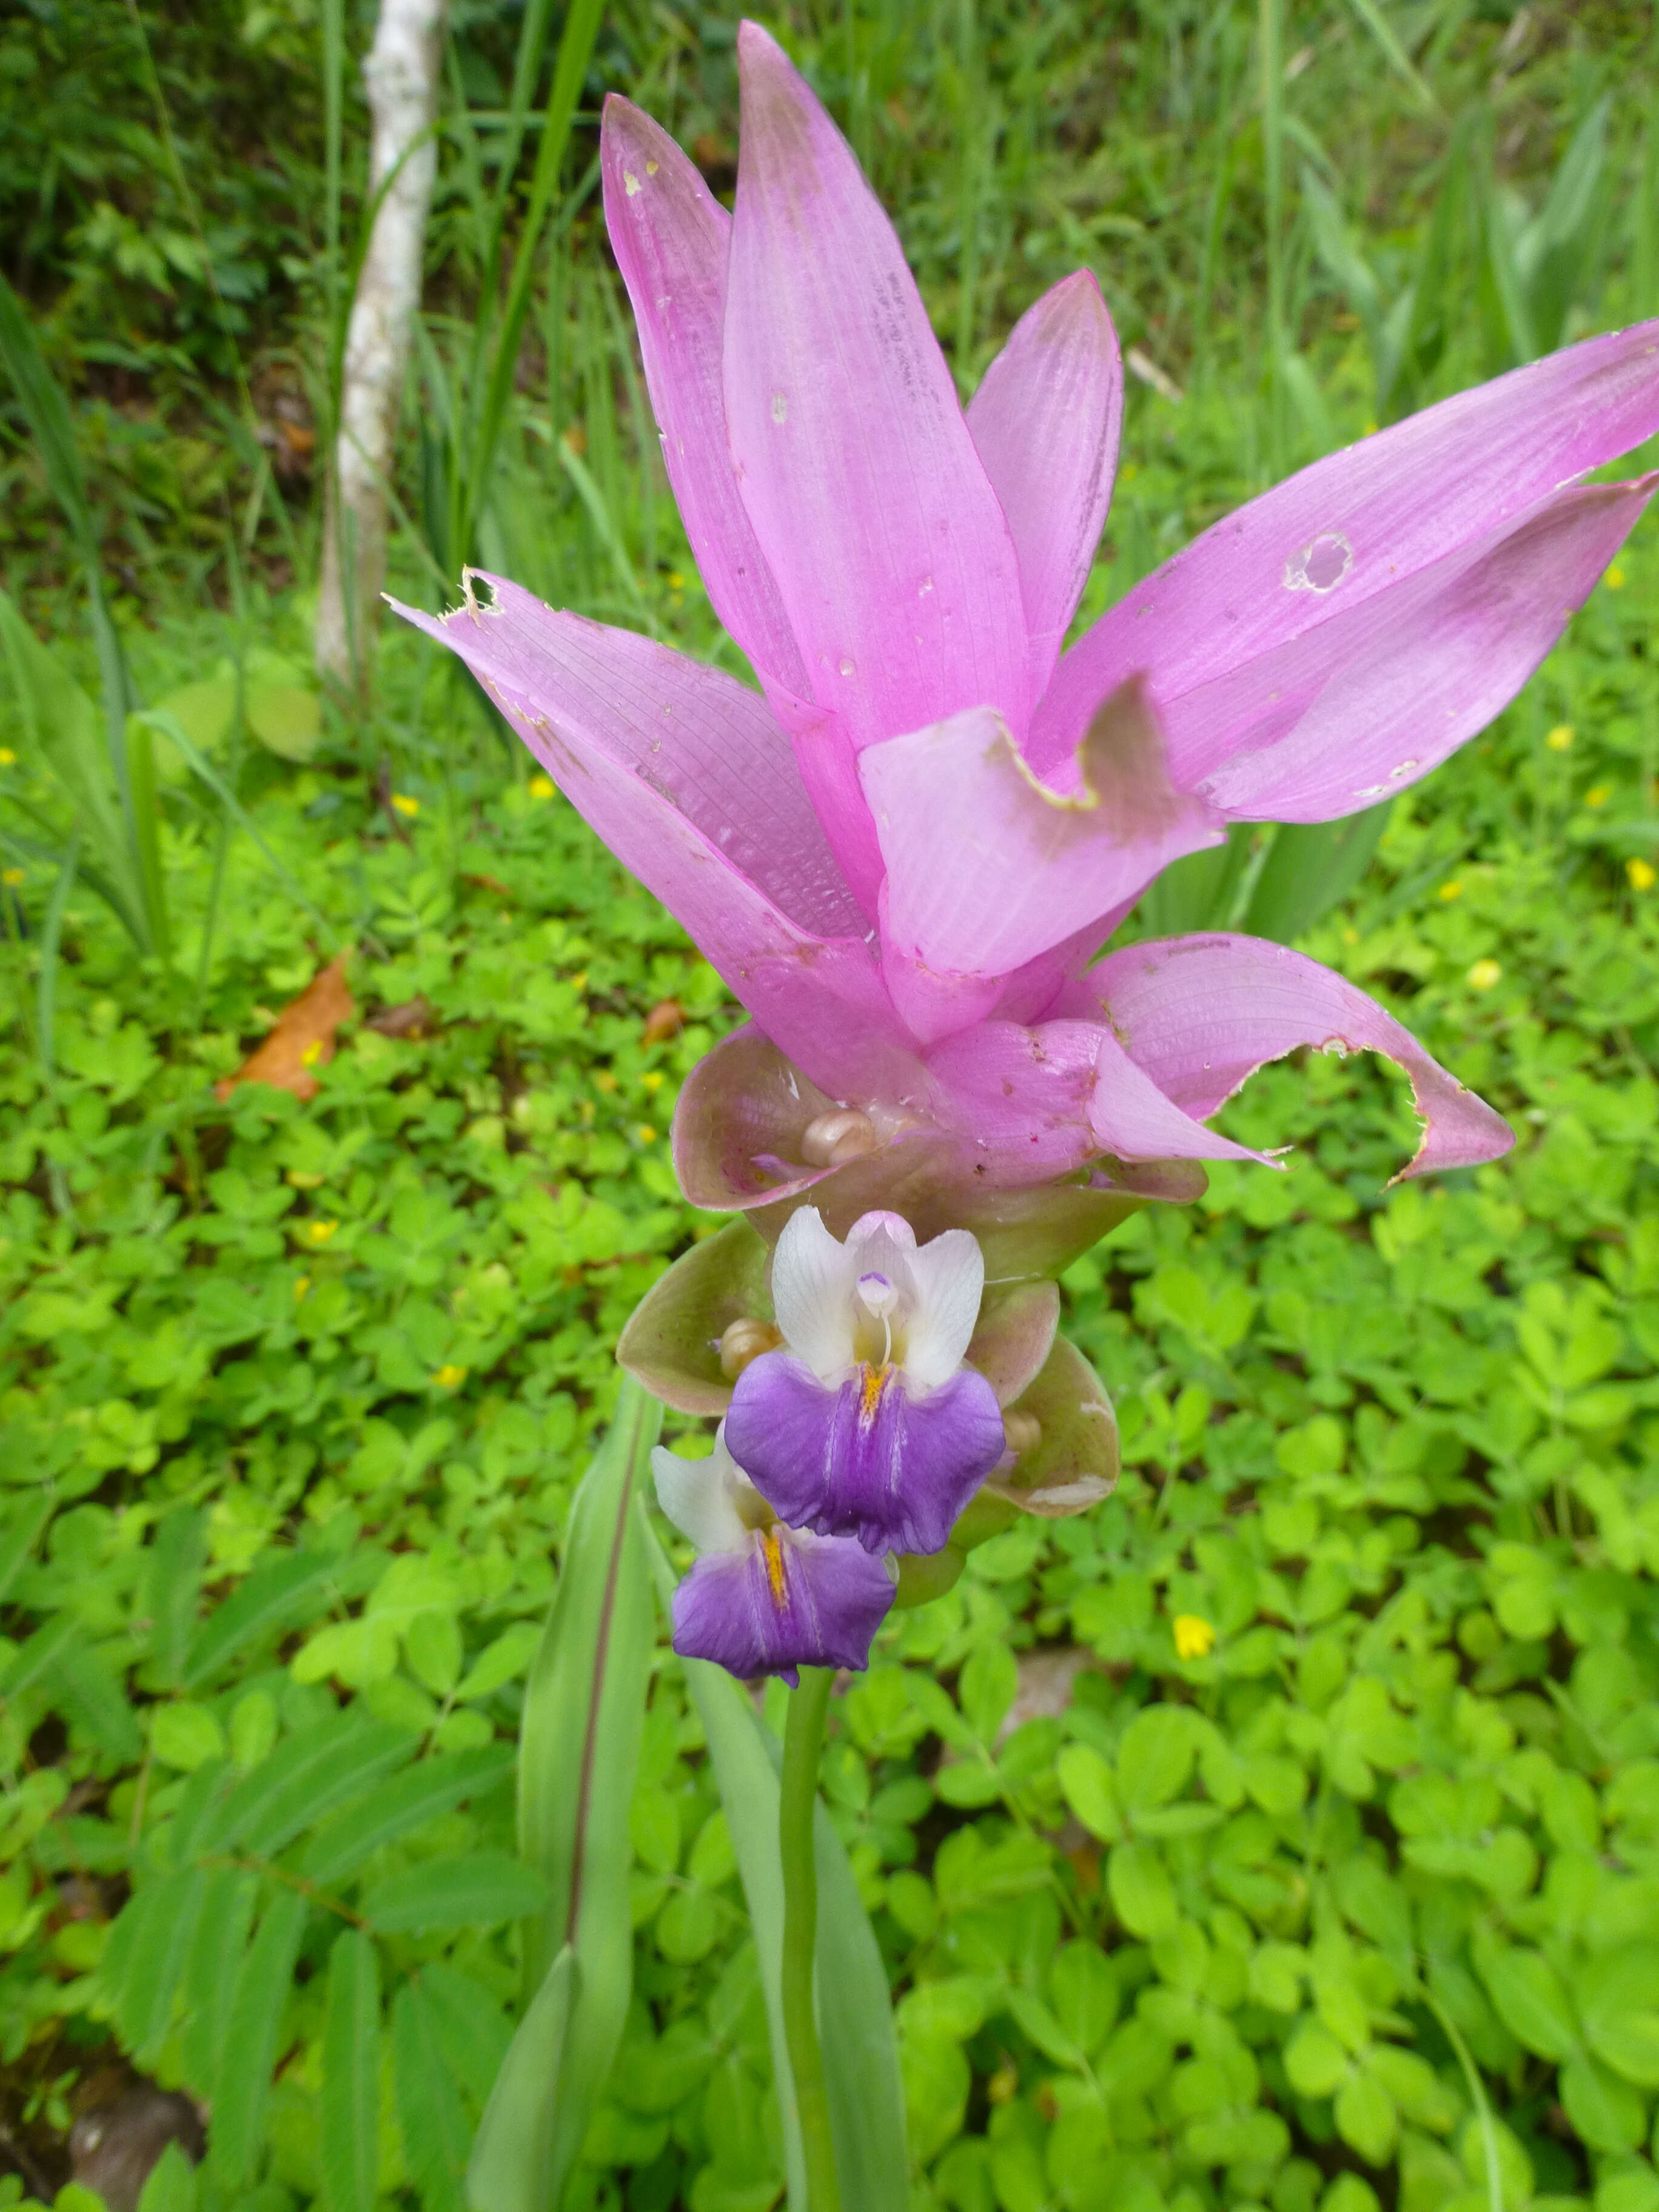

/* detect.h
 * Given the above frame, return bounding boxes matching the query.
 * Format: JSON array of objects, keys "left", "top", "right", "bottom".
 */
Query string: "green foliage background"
[{"left": 2, "top": 2, "right": 1659, "bottom": 2210}]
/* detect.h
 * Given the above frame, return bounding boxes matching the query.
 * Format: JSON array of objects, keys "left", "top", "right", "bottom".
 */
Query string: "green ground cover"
[{"left": 3, "top": 4, "right": 1659, "bottom": 2210}]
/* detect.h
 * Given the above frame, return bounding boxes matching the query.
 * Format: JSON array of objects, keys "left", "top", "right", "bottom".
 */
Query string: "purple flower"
[
  {"left": 724, "top": 1208, "right": 1007, "bottom": 1557},
  {"left": 394, "top": 21, "right": 1659, "bottom": 1195},
  {"left": 652, "top": 1423, "right": 894, "bottom": 1682}
]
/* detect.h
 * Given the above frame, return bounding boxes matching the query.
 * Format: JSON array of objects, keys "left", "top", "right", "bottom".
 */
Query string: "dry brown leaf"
[
  {"left": 642, "top": 997, "right": 685, "bottom": 1045},
  {"left": 366, "top": 996, "right": 434, "bottom": 1039},
  {"left": 215, "top": 952, "right": 354, "bottom": 1103}
]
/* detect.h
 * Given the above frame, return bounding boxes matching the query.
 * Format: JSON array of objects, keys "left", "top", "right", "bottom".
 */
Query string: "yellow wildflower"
[
  {"left": 641, "top": 1070, "right": 665, "bottom": 1093},
  {"left": 1173, "top": 1614, "right": 1216, "bottom": 1661},
  {"left": 1585, "top": 786, "right": 1610, "bottom": 809},
  {"left": 1438, "top": 880, "right": 1463, "bottom": 902},
  {"left": 0, "top": 746, "right": 15, "bottom": 766},
  {"left": 433, "top": 1364, "right": 468, "bottom": 1389},
  {"left": 1546, "top": 723, "right": 1574, "bottom": 751},
  {"left": 635, "top": 1123, "right": 657, "bottom": 1144},
  {"left": 1467, "top": 959, "right": 1503, "bottom": 992},
  {"left": 528, "top": 775, "right": 555, "bottom": 800},
  {"left": 293, "top": 1276, "right": 310, "bottom": 1301},
  {"left": 1, "top": 868, "right": 22, "bottom": 888},
  {"left": 1629, "top": 858, "right": 1657, "bottom": 893},
  {"left": 1604, "top": 564, "right": 1626, "bottom": 590},
  {"left": 390, "top": 793, "right": 420, "bottom": 817},
  {"left": 305, "top": 1219, "right": 340, "bottom": 1245}
]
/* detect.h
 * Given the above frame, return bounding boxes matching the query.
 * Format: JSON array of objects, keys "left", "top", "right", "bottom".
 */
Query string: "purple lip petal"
[
  {"left": 670, "top": 1527, "right": 894, "bottom": 1682},
  {"left": 727, "top": 1352, "right": 1007, "bottom": 1555}
]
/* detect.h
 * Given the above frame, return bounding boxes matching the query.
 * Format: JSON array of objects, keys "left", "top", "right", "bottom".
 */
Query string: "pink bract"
[{"left": 394, "top": 21, "right": 1659, "bottom": 1198}]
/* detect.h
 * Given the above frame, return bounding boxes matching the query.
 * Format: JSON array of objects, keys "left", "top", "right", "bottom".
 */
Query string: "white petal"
[
  {"left": 771, "top": 1205, "right": 859, "bottom": 1381},
  {"left": 652, "top": 1435, "right": 751, "bottom": 1555},
  {"left": 900, "top": 1227, "right": 986, "bottom": 1388}
]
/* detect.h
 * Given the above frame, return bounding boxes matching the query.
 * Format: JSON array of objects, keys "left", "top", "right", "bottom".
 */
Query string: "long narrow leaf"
[
  {"left": 184, "top": 1550, "right": 344, "bottom": 1690},
  {"left": 302, "top": 1744, "right": 515, "bottom": 1885},
  {"left": 1242, "top": 806, "right": 1389, "bottom": 942},
  {"left": 393, "top": 1980, "right": 472, "bottom": 2212},
  {"left": 211, "top": 1886, "right": 309, "bottom": 2188},
  {"left": 466, "top": 1948, "right": 578, "bottom": 2212},
  {"left": 321, "top": 1930, "right": 381, "bottom": 2212},
  {"left": 0, "top": 591, "right": 147, "bottom": 942},
  {"left": 510, "top": 1378, "right": 660, "bottom": 2205}
]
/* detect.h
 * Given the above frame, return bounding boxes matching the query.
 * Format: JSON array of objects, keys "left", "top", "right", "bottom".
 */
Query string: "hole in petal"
[{"left": 1282, "top": 530, "right": 1353, "bottom": 594}]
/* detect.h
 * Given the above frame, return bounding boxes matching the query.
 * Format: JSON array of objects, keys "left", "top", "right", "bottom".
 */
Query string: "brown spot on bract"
[{"left": 215, "top": 953, "right": 353, "bottom": 1103}]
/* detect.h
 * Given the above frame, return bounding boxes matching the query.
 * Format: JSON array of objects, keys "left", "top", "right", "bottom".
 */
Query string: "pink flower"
[{"left": 394, "top": 23, "right": 1659, "bottom": 1203}]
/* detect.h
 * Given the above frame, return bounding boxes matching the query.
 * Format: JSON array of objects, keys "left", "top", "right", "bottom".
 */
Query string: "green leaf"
[
  {"left": 109, "top": 1868, "right": 206, "bottom": 2062},
  {"left": 363, "top": 1853, "right": 548, "bottom": 1934},
  {"left": 136, "top": 2140, "right": 199, "bottom": 2212},
  {"left": 1116, "top": 1706, "right": 1198, "bottom": 1814},
  {"left": 204, "top": 1715, "right": 417, "bottom": 1860},
  {"left": 1241, "top": 808, "right": 1389, "bottom": 944},
  {"left": 184, "top": 1551, "right": 345, "bottom": 1689},
  {"left": 1108, "top": 1841, "right": 1179, "bottom": 1940},
  {"left": 180, "top": 1868, "right": 258, "bottom": 2097},
  {"left": 394, "top": 1979, "right": 473, "bottom": 2212},
  {"left": 1480, "top": 1946, "right": 1580, "bottom": 2062},
  {"left": 146, "top": 1509, "right": 209, "bottom": 1689},
  {"left": 512, "top": 1379, "right": 660, "bottom": 2194},
  {"left": 1559, "top": 2052, "right": 1648, "bottom": 2153},
  {"left": 1336, "top": 2067, "right": 1398, "bottom": 2165},
  {"left": 0, "top": 588, "right": 147, "bottom": 947},
  {"left": 1056, "top": 1744, "right": 1122, "bottom": 1842},
  {"left": 466, "top": 1948, "right": 577, "bottom": 2212},
  {"left": 1577, "top": 1944, "right": 1659, "bottom": 2086},
  {"left": 321, "top": 1930, "right": 380, "bottom": 2212},
  {"left": 211, "top": 1886, "right": 309, "bottom": 2188},
  {"left": 301, "top": 1744, "right": 515, "bottom": 1885},
  {"left": 49, "top": 1639, "right": 143, "bottom": 1766}
]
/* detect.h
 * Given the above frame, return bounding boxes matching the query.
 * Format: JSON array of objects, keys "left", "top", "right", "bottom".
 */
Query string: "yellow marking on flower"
[
  {"left": 1467, "top": 959, "right": 1503, "bottom": 992},
  {"left": 434, "top": 1364, "right": 467, "bottom": 1389},
  {"left": 1586, "top": 785, "right": 1610, "bottom": 808},
  {"left": 1546, "top": 723, "right": 1574, "bottom": 751},
  {"left": 305, "top": 1218, "right": 340, "bottom": 1244},
  {"left": 1, "top": 868, "right": 22, "bottom": 887},
  {"left": 1438, "top": 880, "right": 1463, "bottom": 902},
  {"left": 1629, "top": 858, "right": 1656, "bottom": 892},
  {"left": 390, "top": 793, "right": 420, "bottom": 817},
  {"left": 528, "top": 775, "right": 555, "bottom": 800},
  {"left": 760, "top": 1527, "right": 788, "bottom": 1608},
  {"left": 1605, "top": 563, "right": 1626, "bottom": 590},
  {"left": 293, "top": 1276, "right": 310, "bottom": 1300},
  {"left": 860, "top": 1364, "right": 887, "bottom": 1424},
  {"left": 645, "top": 158, "right": 659, "bottom": 176},
  {"left": 1173, "top": 1614, "right": 1216, "bottom": 1661}
]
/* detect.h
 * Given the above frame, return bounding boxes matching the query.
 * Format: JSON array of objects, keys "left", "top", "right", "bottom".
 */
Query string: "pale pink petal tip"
[{"left": 1091, "top": 933, "right": 1514, "bottom": 1183}]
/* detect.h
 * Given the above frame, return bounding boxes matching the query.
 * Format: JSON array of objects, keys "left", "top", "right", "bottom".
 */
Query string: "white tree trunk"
[{"left": 315, "top": 0, "right": 447, "bottom": 691}]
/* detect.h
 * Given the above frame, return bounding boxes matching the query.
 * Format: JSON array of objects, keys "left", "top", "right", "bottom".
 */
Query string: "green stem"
[{"left": 780, "top": 1667, "right": 842, "bottom": 2212}]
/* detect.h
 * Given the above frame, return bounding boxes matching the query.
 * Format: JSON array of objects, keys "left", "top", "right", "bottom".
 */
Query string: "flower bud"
[
  {"left": 719, "top": 1316, "right": 783, "bottom": 1379},
  {"left": 1002, "top": 1409, "right": 1042, "bottom": 1458},
  {"left": 799, "top": 1107, "right": 878, "bottom": 1168}
]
